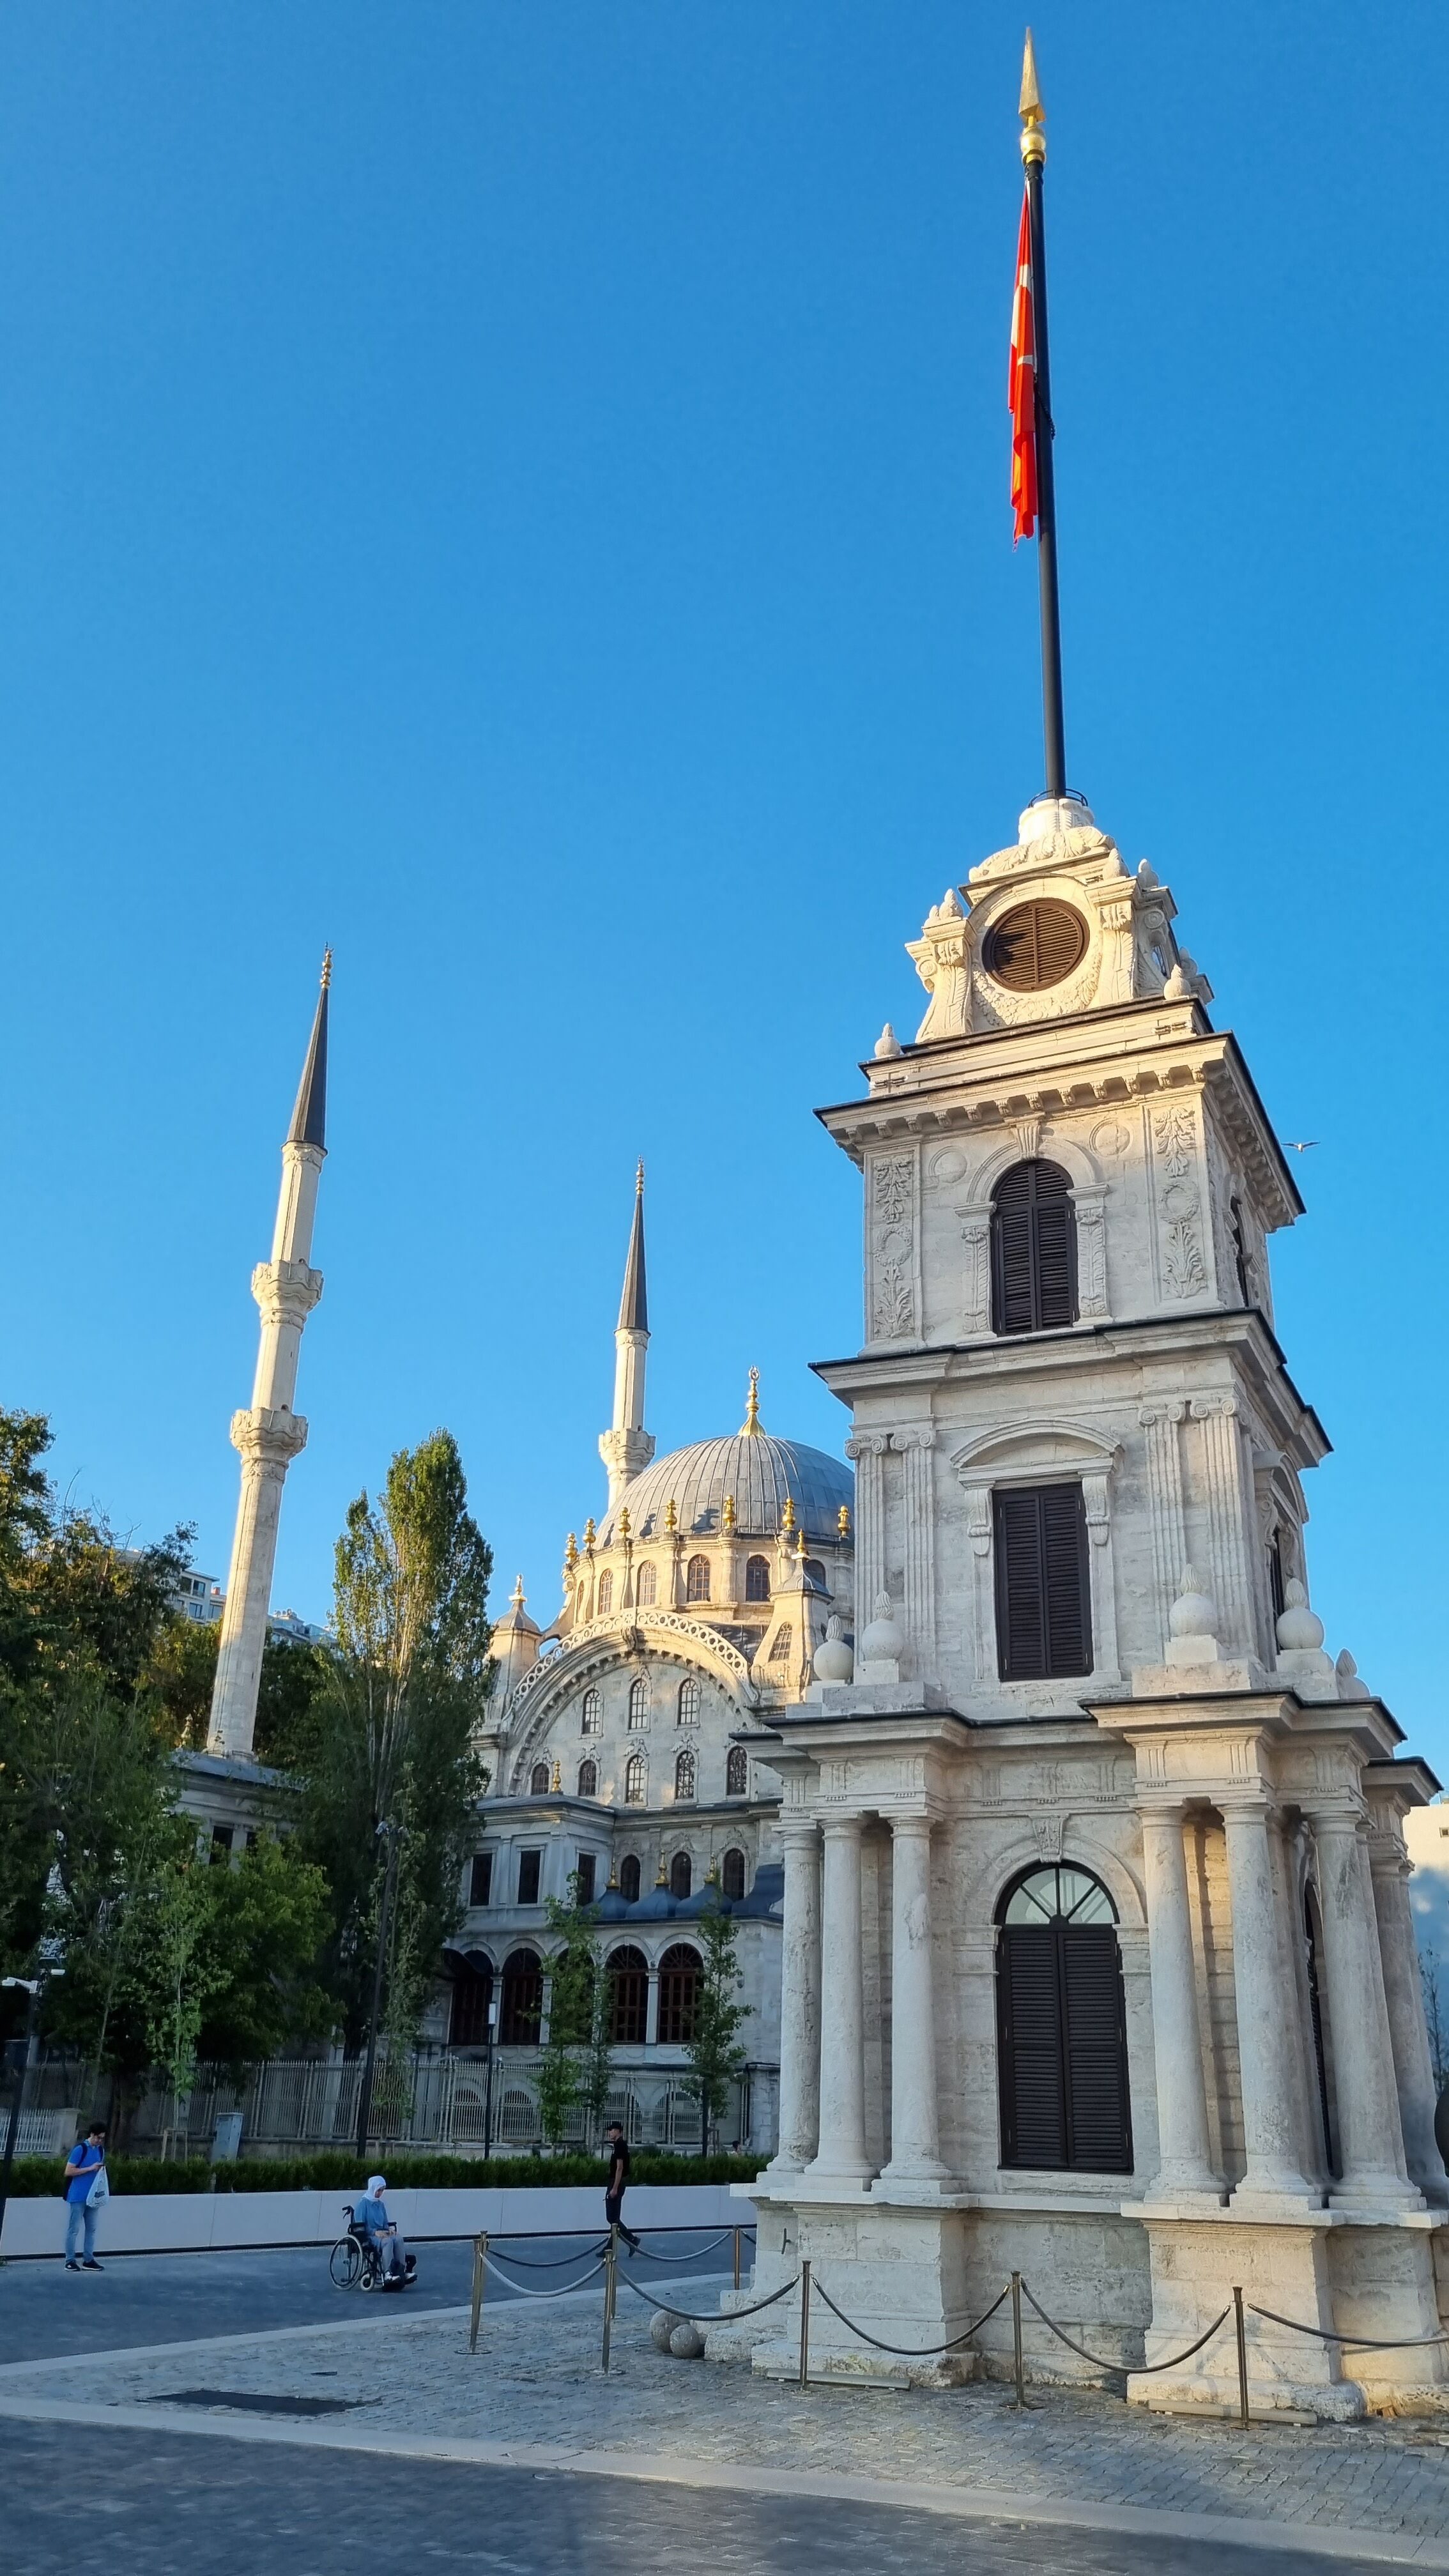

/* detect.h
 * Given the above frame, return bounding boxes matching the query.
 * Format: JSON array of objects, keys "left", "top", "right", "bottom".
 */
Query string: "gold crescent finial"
[
  {"left": 320, "top": 946, "right": 334, "bottom": 990},
  {"left": 1019, "top": 28, "right": 1045, "bottom": 163},
  {"left": 636, "top": 1158, "right": 645, "bottom": 1195},
  {"left": 740, "top": 1367, "right": 762, "bottom": 1436}
]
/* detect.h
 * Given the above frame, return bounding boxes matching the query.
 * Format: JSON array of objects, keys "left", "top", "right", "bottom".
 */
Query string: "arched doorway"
[{"left": 995, "top": 1862, "right": 1132, "bottom": 2173}]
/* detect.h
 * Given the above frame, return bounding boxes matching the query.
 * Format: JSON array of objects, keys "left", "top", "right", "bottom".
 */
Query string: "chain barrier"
[
  {"left": 480, "top": 2253, "right": 607, "bottom": 2301},
  {"left": 1019, "top": 2278, "right": 1234, "bottom": 2377},
  {"left": 614, "top": 2267, "right": 800, "bottom": 2328},
  {"left": 808, "top": 2278, "right": 1011, "bottom": 2360},
  {"left": 485, "top": 2225, "right": 754, "bottom": 2271},
  {"left": 1246, "top": 2302, "right": 1449, "bottom": 2352}
]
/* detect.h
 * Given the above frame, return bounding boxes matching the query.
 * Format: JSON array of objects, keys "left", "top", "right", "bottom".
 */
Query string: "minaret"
[
  {"left": 208, "top": 956, "right": 330, "bottom": 1759},
  {"left": 598, "top": 1161, "right": 655, "bottom": 1510}
]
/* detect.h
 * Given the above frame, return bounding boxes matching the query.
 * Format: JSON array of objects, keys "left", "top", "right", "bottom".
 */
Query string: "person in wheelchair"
[{"left": 356, "top": 2174, "right": 414, "bottom": 2287}]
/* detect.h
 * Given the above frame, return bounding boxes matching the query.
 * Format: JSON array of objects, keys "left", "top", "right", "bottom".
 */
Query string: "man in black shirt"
[{"left": 604, "top": 2121, "right": 641, "bottom": 2252}]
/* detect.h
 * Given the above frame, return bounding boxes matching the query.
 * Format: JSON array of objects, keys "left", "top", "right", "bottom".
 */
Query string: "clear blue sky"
[{"left": 3, "top": 6, "right": 1445, "bottom": 1756}]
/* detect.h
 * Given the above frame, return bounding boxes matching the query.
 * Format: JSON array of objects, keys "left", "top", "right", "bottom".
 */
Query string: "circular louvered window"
[{"left": 982, "top": 900, "right": 1089, "bottom": 992}]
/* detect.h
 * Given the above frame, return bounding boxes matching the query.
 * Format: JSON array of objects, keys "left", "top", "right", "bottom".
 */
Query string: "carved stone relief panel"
[
  {"left": 1149, "top": 1099, "right": 1210, "bottom": 1302},
  {"left": 868, "top": 1149, "right": 919, "bottom": 1342}
]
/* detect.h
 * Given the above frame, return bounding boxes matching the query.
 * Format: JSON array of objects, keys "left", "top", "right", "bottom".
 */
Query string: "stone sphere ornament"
[
  {"left": 858, "top": 1593, "right": 905, "bottom": 1666},
  {"left": 1169, "top": 1566, "right": 1218, "bottom": 1641},
  {"left": 1276, "top": 1579, "right": 1325, "bottom": 1654},
  {"left": 813, "top": 1615, "right": 854, "bottom": 1685},
  {"left": 668, "top": 2320, "right": 706, "bottom": 2359},
  {"left": 649, "top": 2310, "right": 682, "bottom": 2352}
]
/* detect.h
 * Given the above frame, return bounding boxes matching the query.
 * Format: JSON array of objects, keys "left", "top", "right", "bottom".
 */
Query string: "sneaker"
[
  {"left": 81, "top": 2258, "right": 103, "bottom": 2271},
  {"left": 65, "top": 2259, "right": 80, "bottom": 2272}
]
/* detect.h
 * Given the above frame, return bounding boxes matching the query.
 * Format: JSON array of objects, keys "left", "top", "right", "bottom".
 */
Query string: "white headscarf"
[{"left": 367, "top": 2174, "right": 387, "bottom": 2197}]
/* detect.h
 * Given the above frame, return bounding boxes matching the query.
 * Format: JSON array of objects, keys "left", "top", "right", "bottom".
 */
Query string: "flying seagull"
[{"left": 1282, "top": 1140, "right": 1319, "bottom": 1153}]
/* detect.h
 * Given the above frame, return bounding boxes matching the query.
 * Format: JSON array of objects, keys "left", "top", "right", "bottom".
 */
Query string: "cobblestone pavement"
[
  {"left": 4, "top": 2416, "right": 1399, "bottom": 2576},
  {"left": 8, "top": 2273, "right": 1449, "bottom": 2547}
]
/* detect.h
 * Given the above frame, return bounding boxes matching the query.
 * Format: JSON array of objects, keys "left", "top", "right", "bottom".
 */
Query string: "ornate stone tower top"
[{"left": 208, "top": 956, "right": 330, "bottom": 1760}]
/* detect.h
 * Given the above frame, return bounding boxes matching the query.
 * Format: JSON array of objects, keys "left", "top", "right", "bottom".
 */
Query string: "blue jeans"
[{"left": 65, "top": 2198, "right": 98, "bottom": 2261}]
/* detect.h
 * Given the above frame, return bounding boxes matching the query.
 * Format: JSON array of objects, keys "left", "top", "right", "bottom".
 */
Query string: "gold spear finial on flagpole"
[{"left": 1019, "top": 29, "right": 1045, "bottom": 165}]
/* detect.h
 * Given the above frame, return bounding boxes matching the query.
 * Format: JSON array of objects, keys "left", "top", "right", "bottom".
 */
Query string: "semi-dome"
[{"left": 597, "top": 1429, "right": 852, "bottom": 1546}]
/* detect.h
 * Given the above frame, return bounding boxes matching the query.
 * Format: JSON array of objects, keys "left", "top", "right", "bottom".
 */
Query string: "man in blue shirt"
[
  {"left": 356, "top": 2174, "right": 408, "bottom": 2283},
  {"left": 63, "top": 2122, "right": 107, "bottom": 2271}
]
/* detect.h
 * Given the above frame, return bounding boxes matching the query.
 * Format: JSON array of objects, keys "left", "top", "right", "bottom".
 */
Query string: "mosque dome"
[{"left": 597, "top": 1428, "right": 852, "bottom": 1547}]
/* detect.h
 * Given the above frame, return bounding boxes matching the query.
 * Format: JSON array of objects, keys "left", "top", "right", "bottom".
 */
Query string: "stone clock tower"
[{"left": 716, "top": 793, "right": 1449, "bottom": 2418}]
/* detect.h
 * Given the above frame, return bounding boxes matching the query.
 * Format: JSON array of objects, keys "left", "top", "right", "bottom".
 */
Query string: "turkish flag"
[{"left": 1009, "top": 188, "right": 1037, "bottom": 543}]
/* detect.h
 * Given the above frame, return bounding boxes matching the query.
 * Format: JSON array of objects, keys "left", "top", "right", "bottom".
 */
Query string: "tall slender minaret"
[
  {"left": 208, "top": 956, "right": 331, "bottom": 1759},
  {"left": 598, "top": 1161, "right": 655, "bottom": 1511}
]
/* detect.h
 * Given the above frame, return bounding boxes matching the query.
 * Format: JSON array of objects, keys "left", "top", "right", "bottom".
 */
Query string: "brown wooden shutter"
[
  {"left": 1061, "top": 1929, "right": 1133, "bottom": 2171},
  {"left": 998, "top": 1926, "right": 1068, "bottom": 2166},
  {"left": 990, "top": 1160, "right": 1077, "bottom": 1335},
  {"left": 994, "top": 1483, "right": 1092, "bottom": 1681}
]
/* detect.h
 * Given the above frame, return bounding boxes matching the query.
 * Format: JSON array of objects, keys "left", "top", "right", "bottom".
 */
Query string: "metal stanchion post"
[
  {"left": 602, "top": 2223, "right": 618, "bottom": 2374},
  {"left": 469, "top": 2231, "right": 487, "bottom": 2355},
  {"left": 1233, "top": 2285, "right": 1250, "bottom": 2428},
  {"left": 798, "top": 2258, "right": 811, "bottom": 2390},
  {"left": 733, "top": 2227, "right": 741, "bottom": 2292},
  {"left": 1011, "top": 2272, "right": 1025, "bottom": 2409}
]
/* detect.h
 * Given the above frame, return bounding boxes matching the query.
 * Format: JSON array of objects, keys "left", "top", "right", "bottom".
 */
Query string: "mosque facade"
[{"left": 442, "top": 1172, "right": 856, "bottom": 2158}]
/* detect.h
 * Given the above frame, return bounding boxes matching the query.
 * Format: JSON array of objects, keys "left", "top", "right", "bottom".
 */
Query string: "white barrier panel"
[{"left": 0, "top": 2179, "right": 750, "bottom": 2260}]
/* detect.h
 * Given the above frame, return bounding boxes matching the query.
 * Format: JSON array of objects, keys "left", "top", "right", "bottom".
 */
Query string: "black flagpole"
[{"left": 1020, "top": 33, "right": 1067, "bottom": 801}]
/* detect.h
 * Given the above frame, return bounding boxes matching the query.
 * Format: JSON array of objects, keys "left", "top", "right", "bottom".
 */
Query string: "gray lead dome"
[{"left": 595, "top": 1432, "right": 852, "bottom": 1546}]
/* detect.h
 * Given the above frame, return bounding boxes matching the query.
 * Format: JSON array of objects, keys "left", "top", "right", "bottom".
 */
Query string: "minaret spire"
[
  {"left": 1015, "top": 28, "right": 1071, "bottom": 806},
  {"left": 208, "top": 956, "right": 331, "bottom": 1759},
  {"left": 599, "top": 1160, "right": 656, "bottom": 1511}
]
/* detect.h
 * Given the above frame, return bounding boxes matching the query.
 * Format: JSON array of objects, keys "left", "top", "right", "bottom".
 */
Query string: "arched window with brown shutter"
[
  {"left": 619, "top": 1854, "right": 642, "bottom": 1902},
  {"left": 530, "top": 1761, "right": 550, "bottom": 1795},
  {"left": 744, "top": 1555, "right": 770, "bottom": 1602},
  {"left": 578, "top": 1759, "right": 598, "bottom": 1798},
  {"left": 606, "top": 1945, "right": 648, "bottom": 2046},
  {"left": 657, "top": 1942, "right": 702, "bottom": 2043},
  {"left": 669, "top": 1850, "right": 692, "bottom": 1900},
  {"left": 721, "top": 1847, "right": 746, "bottom": 1901},
  {"left": 990, "top": 1159, "right": 1077, "bottom": 1335},
  {"left": 995, "top": 1865, "right": 1131, "bottom": 2174},
  {"left": 500, "top": 1947, "right": 543, "bottom": 2046}
]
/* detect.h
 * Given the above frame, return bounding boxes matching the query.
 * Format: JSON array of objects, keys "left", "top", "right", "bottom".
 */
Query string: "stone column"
[
  {"left": 805, "top": 1814, "right": 873, "bottom": 2185},
  {"left": 894, "top": 1429, "right": 937, "bottom": 1683},
  {"left": 1222, "top": 1802, "right": 1316, "bottom": 2204},
  {"left": 880, "top": 1813, "right": 947, "bottom": 2182},
  {"left": 209, "top": 1407, "right": 309, "bottom": 1756},
  {"left": 958, "top": 1208, "right": 993, "bottom": 1337},
  {"left": 645, "top": 1965, "right": 660, "bottom": 2048},
  {"left": 845, "top": 1437, "right": 889, "bottom": 1643},
  {"left": 1137, "top": 1403, "right": 1186, "bottom": 1660},
  {"left": 769, "top": 1819, "right": 822, "bottom": 2174},
  {"left": 1311, "top": 1813, "right": 1418, "bottom": 2209},
  {"left": 1139, "top": 1804, "right": 1219, "bottom": 2197},
  {"left": 1190, "top": 1397, "right": 1254, "bottom": 1657},
  {"left": 1367, "top": 1832, "right": 1448, "bottom": 2205}
]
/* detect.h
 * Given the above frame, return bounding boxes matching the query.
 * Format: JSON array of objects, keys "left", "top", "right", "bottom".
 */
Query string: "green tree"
[
  {"left": 146, "top": 1613, "right": 330, "bottom": 1767},
  {"left": 682, "top": 1880, "right": 749, "bottom": 2157},
  {"left": 293, "top": 1432, "right": 493, "bottom": 2048},
  {"left": 197, "top": 1834, "right": 335, "bottom": 2078},
  {"left": 537, "top": 1874, "right": 611, "bottom": 2152}
]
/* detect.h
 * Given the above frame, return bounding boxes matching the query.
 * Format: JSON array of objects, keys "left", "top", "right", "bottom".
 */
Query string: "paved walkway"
[{"left": 7, "top": 2271, "right": 1449, "bottom": 2563}]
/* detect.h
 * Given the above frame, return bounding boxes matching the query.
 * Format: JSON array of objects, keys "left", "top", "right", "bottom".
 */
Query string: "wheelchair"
[{"left": 328, "top": 2204, "right": 417, "bottom": 2292}]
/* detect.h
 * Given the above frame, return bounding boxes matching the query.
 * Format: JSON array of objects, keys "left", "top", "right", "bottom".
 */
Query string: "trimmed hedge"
[{"left": 2, "top": 2148, "right": 763, "bottom": 2199}]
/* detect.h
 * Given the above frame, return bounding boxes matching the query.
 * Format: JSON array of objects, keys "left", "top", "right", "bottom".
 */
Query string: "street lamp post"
[
  {"left": 355, "top": 1820, "right": 403, "bottom": 2161},
  {"left": 0, "top": 1978, "right": 43, "bottom": 2256},
  {"left": 482, "top": 1994, "right": 500, "bottom": 2159}
]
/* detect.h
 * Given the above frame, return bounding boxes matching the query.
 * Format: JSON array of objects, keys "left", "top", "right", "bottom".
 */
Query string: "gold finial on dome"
[
  {"left": 722, "top": 1492, "right": 737, "bottom": 1534},
  {"left": 740, "top": 1367, "right": 762, "bottom": 1436},
  {"left": 837, "top": 1502, "right": 852, "bottom": 1540},
  {"left": 656, "top": 1848, "right": 670, "bottom": 1889},
  {"left": 618, "top": 1505, "right": 632, "bottom": 1542},
  {"left": 564, "top": 1531, "right": 579, "bottom": 1572},
  {"left": 509, "top": 1574, "right": 526, "bottom": 1613},
  {"left": 583, "top": 1517, "right": 597, "bottom": 1552},
  {"left": 781, "top": 1495, "right": 797, "bottom": 1539},
  {"left": 793, "top": 1524, "right": 808, "bottom": 1561},
  {"left": 550, "top": 1758, "right": 562, "bottom": 1793},
  {"left": 320, "top": 946, "right": 334, "bottom": 990},
  {"left": 664, "top": 1498, "right": 678, "bottom": 1537}
]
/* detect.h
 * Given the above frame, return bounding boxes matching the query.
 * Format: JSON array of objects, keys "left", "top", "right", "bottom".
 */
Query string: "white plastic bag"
[{"left": 87, "top": 2165, "right": 110, "bottom": 2209}]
